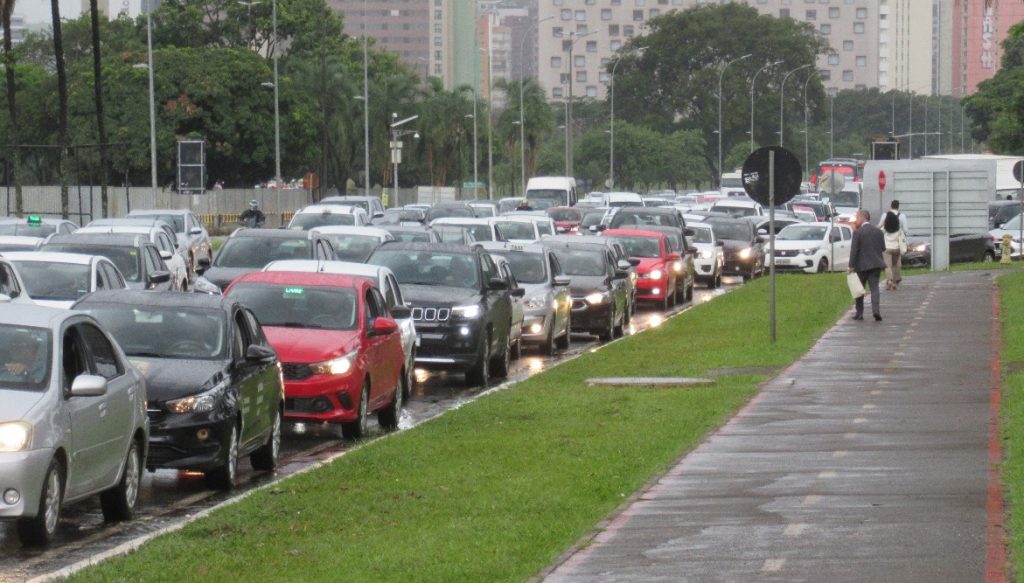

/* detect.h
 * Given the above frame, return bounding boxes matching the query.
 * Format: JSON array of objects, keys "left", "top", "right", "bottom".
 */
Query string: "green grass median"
[
  {"left": 70, "top": 274, "right": 852, "bottom": 583},
  {"left": 999, "top": 272, "right": 1024, "bottom": 581}
]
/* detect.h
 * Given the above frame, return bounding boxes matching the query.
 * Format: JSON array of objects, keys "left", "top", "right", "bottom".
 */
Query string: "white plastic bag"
[{"left": 847, "top": 271, "right": 865, "bottom": 298}]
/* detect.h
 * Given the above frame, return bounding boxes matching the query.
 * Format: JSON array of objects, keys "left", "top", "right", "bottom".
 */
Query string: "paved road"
[{"left": 545, "top": 270, "right": 1000, "bottom": 582}]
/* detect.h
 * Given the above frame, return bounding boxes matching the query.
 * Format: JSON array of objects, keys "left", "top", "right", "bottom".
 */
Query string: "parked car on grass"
[{"left": 772, "top": 223, "right": 853, "bottom": 273}]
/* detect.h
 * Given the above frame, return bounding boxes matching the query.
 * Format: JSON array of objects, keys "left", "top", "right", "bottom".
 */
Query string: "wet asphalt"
[
  {"left": 543, "top": 270, "right": 999, "bottom": 582},
  {"left": 0, "top": 279, "right": 737, "bottom": 582}
]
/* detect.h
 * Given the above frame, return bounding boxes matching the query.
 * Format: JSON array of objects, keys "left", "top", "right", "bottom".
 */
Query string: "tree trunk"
[
  {"left": 51, "top": 0, "right": 70, "bottom": 219},
  {"left": 89, "top": 0, "right": 109, "bottom": 217},
  {"left": 317, "top": 48, "right": 327, "bottom": 201},
  {"left": 2, "top": 0, "right": 23, "bottom": 215}
]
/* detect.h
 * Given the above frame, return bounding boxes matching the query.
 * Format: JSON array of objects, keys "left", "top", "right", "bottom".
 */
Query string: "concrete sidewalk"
[{"left": 544, "top": 270, "right": 1001, "bottom": 582}]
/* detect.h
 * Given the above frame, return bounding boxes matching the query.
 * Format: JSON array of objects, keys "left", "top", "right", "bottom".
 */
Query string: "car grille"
[
  {"left": 571, "top": 298, "right": 587, "bottom": 310},
  {"left": 774, "top": 249, "right": 799, "bottom": 257},
  {"left": 282, "top": 362, "right": 314, "bottom": 381},
  {"left": 146, "top": 406, "right": 166, "bottom": 424},
  {"left": 411, "top": 306, "right": 450, "bottom": 322},
  {"left": 285, "top": 396, "right": 334, "bottom": 413}
]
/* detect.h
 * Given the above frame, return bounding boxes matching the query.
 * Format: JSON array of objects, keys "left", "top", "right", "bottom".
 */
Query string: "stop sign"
[{"left": 878, "top": 170, "right": 887, "bottom": 192}]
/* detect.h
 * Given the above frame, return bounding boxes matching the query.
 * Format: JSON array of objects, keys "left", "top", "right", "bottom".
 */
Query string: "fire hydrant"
[{"left": 1001, "top": 233, "right": 1014, "bottom": 264}]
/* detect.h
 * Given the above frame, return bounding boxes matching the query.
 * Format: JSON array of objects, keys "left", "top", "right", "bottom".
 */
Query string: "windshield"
[
  {"left": 826, "top": 191, "right": 860, "bottom": 207},
  {"left": 387, "top": 229, "right": 433, "bottom": 243},
  {"left": 615, "top": 236, "right": 662, "bottom": 258},
  {"left": 82, "top": 305, "right": 227, "bottom": 360},
  {"left": 720, "top": 176, "right": 742, "bottom": 188},
  {"left": 993, "top": 205, "right": 1022, "bottom": 225},
  {"left": 228, "top": 283, "right": 358, "bottom": 330},
  {"left": 612, "top": 211, "right": 677, "bottom": 228},
  {"left": 526, "top": 190, "right": 565, "bottom": 207},
  {"left": 498, "top": 199, "right": 520, "bottom": 214},
  {"left": 709, "top": 222, "right": 751, "bottom": 241},
  {"left": 426, "top": 206, "right": 475, "bottom": 221},
  {"left": 548, "top": 248, "right": 606, "bottom": 276},
  {"left": 369, "top": 249, "right": 480, "bottom": 288},
  {"left": 0, "top": 325, "right": 51, "bottom": 391},
  {"left": 215, "top": 237, "right": 311, "bottom": 268},
  {"left": 549, "top": 208, "right": 583, "bottom": 222},
  {"left": 434, "top": 226, "right": 471, "bottom": 243},
  {"left": 131, "top": 213, "right": 185, "bottom": 232},
  {"left": 493, "top": 221, "right": 536, "bottom": 241},
  {"left": 328, "top": 199, "right": 369, "bottom": 212},
  {"left": 320, "top": 234, "right": 381, "bottom": 262},
  {"left": 10, "top": 260, "right": 91, "bottom": 301},
  {"left": 289, "top": 213, "right": 356, "bottom": 230},
  {"left": 581, "top": 211, "right": 607, "bottom": 228},
  {"left": 690, "top": 227, "right": 713, "bottom": 244},
  {"left": 471, "top": 206, "right": 496, "bottom": 217},
  {"left": 1001, "top": 214, "right": 1023, "bottom": 231},
  {"left": 0, "top": 223, "right": 58, "bottom": 237},
  {"left": 488, "top": 251, "right": 546, "bottom": 284},
  {"left": 711, "top": 204, "right": 758, "bottom": 218},
  {"left": 778, "top": 225, "right": 827, "bottom": 241},
  {"left": 0, "top": 243, "right": 38, "bottom": 252},
  {"left": 43, "top": 244, "right": 141, "bottom": 282}
]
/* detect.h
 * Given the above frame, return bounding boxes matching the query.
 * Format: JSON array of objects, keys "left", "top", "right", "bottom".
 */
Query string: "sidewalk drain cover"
[{"left": 586, "top": 377, "right": 716, "bottom": 388}]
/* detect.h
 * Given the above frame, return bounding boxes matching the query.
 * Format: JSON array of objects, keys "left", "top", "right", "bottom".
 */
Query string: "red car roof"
[
  {"left": 225, "top": 270, "right": 373, "bottom": 294},
  {"left": 603, "top": 229, "right": 668, "bottom": 241}
]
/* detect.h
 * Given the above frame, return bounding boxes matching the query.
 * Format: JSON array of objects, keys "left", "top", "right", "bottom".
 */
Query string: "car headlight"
[
  {"left": 310, "top": 349, "right": 358, "bottom": 376},
  {"left": 699, "top": 249, "right": 714, "bottom": 259},
  {"left": 648, "top": 269, "right": 664, "bottom": 280},
  {"left": 913, "top": 244, "right": 928, "bottom": 252},
  {"left": 0, "top": 421, "right": 31, "bottom": 452},
  {"left": 165, "top": 380, "right": 229, "bottom": 414},
  {"left": 672, "top": 261, "right": 684, "bottom": 273},
  {"left": 524, "top": 294, "right": 549, "bottom": 310},
  {"left": 452, "top": 304, "right": 481, "bottom": 319},
  {"left": 585, "top": 292, "right": 609, "bottom": 305},
  {"left": 801, "top": 247, "right": 819, "bottom": 256},
  {"left": 738, "top": 247, "right": 753, "bottom": 259}
]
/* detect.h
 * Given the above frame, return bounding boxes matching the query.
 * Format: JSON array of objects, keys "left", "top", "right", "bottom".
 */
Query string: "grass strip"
[
  {"left": 69, "top": 273, "right": 852, "bottom": 583},
  {"left": 999, "top": 272, "right": 1024, "bottom": 581}
]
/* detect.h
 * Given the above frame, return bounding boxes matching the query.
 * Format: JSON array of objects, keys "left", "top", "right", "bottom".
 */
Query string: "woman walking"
[{"left": 881, "top": 210, "right": 906, "bottom": 290}]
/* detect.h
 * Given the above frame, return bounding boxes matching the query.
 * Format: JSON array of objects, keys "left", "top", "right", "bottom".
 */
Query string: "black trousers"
[{"left": 855, "top": 268, "right": 882, "bottom": 317}]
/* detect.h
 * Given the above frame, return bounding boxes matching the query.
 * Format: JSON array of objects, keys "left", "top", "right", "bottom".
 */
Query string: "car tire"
[
  {"left": 613, "top": 310, "right": 624, "bottom": 338},
  {"left": 205, "top": 424, "right": 239, "bottom": 491},
  {"left": 597, "top": 314, "right": 614, "bottom": 342},
  {"left": 540, "top": 324, "right": 555, "bottom": 356},
  {"left": 17, "top": 459, "right": 63, "bottom": 547},
  {"left": 100, "top": 438, "right": 142, "bottom": 522},
  {"left": 817, "top": 258, "right": 829, "bottom": 273},
  {"left": 510, "top": 334, "right": 521, "bottom": 360},
  {"left": 465, "top": 333, "right": 490, "bottom": 386},
  {"left": 250, "top": 407, "right": 282, "bottom": 472},
  {"left": 342, "top": 382, "right": 370, "bottom": 440},
  {"left": 378, "top": 370, "right": 405, "bottom": 431},
  {"left": 491, "top": 334, "right": 511, "bottom": 378},
  {"left": 555, "top": 315, "right": 571, "bottom": 350}
]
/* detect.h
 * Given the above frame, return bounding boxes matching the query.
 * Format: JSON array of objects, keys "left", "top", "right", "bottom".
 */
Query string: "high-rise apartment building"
[
  {"left": 328, "top": 0, "right": 432, "bottom": 80},
  {"left": 951, "top": 0, "right": 1024, "bottom": 97},
  {"left": 83, "top": 0, "right": 147, "bottom": 18}
]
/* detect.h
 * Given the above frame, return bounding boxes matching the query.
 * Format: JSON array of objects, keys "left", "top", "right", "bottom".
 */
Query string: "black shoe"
[
  {"left": 873, "top": 314, "right": 882, "bottom": 321},
  {"left": 852, "top": 314, "right": 864, "bottom": 321}
]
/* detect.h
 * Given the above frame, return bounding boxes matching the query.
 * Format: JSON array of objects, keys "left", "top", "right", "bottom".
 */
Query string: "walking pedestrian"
[
  {"left": 849, "top": 209, "right": 887, "bottom": 321},
  {"left": 881, "top": 210, "right": 907, "bottom": 290}
]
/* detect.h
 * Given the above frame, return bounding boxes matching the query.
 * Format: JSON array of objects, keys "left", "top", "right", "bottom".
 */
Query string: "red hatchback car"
[
  {"left": 603, "top": 229, "right": 680, "bottom": 310},
  {"left": 547, "top": 206, "right": 584, "bottom": 234},
  {"left": 225, "top": 271, "right": 407, "bottom": 439}
]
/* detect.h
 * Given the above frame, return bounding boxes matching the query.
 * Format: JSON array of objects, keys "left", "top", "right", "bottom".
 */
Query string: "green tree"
[
  {"left": 50, "top": 0, "right": 70, "bottom": 218},
  {"left": 1, "top": 0, "right": 23, "bottom": 214}
]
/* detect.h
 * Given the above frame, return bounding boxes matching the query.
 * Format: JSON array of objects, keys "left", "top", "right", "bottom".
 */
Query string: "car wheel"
[
  {"left": 510, "top": 334, "right": 521, "bottom": 360},
  {"left": 17, "top": 459, "right": 63, "bottom": 546},
  {"left": 491, "top": 334, "right": 511, "bottom": 378},
  {"left": 100, "top": 438, "right": 142, "bottom": 522},
  {"left": 205, "top": 424, "right": 239, "bottom": 490},
  {"left": 250, "top": 407, "right": 282, "bottom": 472},
  {"left": 465, "top": 333, "right": 490, "bottom": 386},
  {"left": 598, "top": 313, "right": 614, "bottom": 341},
  {"left": 555, "top": 314, "right": 571, "bottom": 350},
  {"left": 817, "top": 258, "right": 829, "bottom": 273},
  {"left": 539, "top": 323, "right": 555, "bottom": 356},
  {"left": 378, "top": 370, "right": 405, "bottom": 431},
  {"left": 342, "top": 382, "right": 370, "bottom": 439},
  {"left": 613, "top": 310, "right": 624, "bottom": 338}
]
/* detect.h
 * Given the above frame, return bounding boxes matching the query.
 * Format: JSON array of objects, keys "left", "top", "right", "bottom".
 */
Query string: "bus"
[{"left": 813, "top": 158, "right": 865, "bottom": 187}]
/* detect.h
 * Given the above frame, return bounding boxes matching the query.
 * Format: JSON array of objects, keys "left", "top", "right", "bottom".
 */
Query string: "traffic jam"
[{"left": 0, "top": 167, "right": 907, "bottom": 568}]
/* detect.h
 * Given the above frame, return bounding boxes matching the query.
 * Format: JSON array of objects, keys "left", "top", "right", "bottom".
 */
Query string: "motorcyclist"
[
  {"left": 516, "top": 199, "right": 534, "bottom": 212},
  {"left": 239, "top": 199, "right": 266, "bottom": 227}
]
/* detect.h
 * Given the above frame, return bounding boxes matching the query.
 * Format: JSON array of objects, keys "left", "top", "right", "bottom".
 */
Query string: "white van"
[
  {"left": 525, "top": 176, "right": 579, "bottom": 209},
  {"left": 719, "top": 170, "right": 747, "bottom": 197},
  {"left": 604, "top": 192, "right": 645, "bottom": 208}
]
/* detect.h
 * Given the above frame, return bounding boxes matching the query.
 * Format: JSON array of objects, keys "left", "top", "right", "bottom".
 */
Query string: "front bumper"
[
  {"left": 772, "top": 253, "right": 817, "bottom": 273},
  {"left": 282, "top": 368, "right": 364, "bottom": 423},
  {"left": 145, "top": 408, "right": 235, "bottom": 471},
  {"left": 723, "top": 255, "right": 757, "bottom": 274},
  {"left": 521, "top": 310, "right": 553, "bottom": 343},
  {"left": 0, "top": 448, "right": 56, "bottom": 519},
  {"left": 570, "top": 297, "right": 613, "bottom": 333},
  {"left": 634, "top": 276, "right": 671, "bottom": 300},
  {"left": 413, "top": 319, "right": 484, "bottom": 370}
]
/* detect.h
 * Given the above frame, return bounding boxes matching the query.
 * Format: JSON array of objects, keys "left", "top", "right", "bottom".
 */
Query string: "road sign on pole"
[
  {"left": 741, "top": 146, "right": 802, "bottom": 208},
  {"left": 878, "top": 170, "right": 887, "bottom": 192}
]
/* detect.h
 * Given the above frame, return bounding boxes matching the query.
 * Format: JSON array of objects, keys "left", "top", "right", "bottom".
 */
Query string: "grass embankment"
[
  {"left": 70, "top": 274, "right": 852, "bottom": 583},
  {"left": 999, "top": 272, "right": 1024, "bottom": 581}
]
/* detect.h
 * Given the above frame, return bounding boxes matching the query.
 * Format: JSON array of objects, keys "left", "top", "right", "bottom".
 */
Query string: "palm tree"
[
  {"left": 89, "top": 0, "right": 109, "bottom": 217},
  {"left": 50, "top": 0, "right": 69, "bottom": 219},
  {"left": 1, "top": 0, "right": 23, "bottom": 215}
]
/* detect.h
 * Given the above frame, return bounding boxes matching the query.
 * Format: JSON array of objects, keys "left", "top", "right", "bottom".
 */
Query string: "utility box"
[
  {"left": 872, "top": 141, "right": 900, "bottom": 160},
  {"left": 862, "top": 159, "right": 993, "bottom": 271},
  {"left": 177, "top": 140, "right": 206, "bottom": 195}
]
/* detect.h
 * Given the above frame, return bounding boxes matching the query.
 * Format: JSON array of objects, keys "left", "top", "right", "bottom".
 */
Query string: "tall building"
[
  {"left": 951, "top": 0, "right": 1024, "bottom": 97},
  {"left": 432, "top": 0, "right": 478, "bottom": 87},
  {"left": 83, "top": 0, "right": 147, "bottom": 18},
  {"left": 881, "top": 0, "right": 934, "bottom": 93},
  {"left": 0, "top": 14, "right": 28, "bottom": 45},
  {"left": 328, "top": 0, "right": 432, "bottom": 80}
]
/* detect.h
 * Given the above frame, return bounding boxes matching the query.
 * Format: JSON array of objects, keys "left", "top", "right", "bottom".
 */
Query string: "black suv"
[
  {"left": 538, "top": 239, "right": 630, "bottom": 341},
  {"left": 74, "top": 290, "right": 284, "bottom": 490},
  {"left": 43, "top": 233, "right": 174, "bottom": 291},
  {"left": 200, "top": 228, "right": 337, "bottom": 290},
  {"left": 704, "top": 217, "right": 765, "bottom": 279},
  {"left": 367, "top": 242, "right": 517, "bottom": 386}
]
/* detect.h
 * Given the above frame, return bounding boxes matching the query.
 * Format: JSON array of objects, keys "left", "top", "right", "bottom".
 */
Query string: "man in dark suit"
[{"left": 849, "top": 209, "right": 887, "bottom": 321}]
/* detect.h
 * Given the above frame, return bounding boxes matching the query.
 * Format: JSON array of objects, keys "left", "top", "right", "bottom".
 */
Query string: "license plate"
[{"left": 775, "top": 258, "right": 790, "bottom": 265}]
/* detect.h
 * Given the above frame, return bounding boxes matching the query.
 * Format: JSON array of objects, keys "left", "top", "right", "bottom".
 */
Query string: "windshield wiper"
[
  {"left": 128, "top": 352, "right": 164, "bottom": 358},
  {"left": 269, "top": 321, "right": 325, "bottom": 329}
]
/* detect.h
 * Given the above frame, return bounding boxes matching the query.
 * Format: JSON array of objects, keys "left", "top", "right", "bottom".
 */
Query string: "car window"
[
  {"left": 0, "top": 325, "right": 51, "bottom": 390},
  {"left": 156, "top": 232, "right": 174, "bottom": 253},
  {"left": 0, "top": 264, "right": 21, "bottom": 298},
  {"left": 480, "top": 254, "right": 497, "bottom": 284},
  {"left": 144, "top": 246, "right": 163, "bottom": 275},
  {"left": 77, "top": 323, "right": 122, "bottom": 380},
  {"left": 235, "top": 310, "right": 256, "bottom": 349},
  {"left": 365, "top": 288, "right": 385, "bottom": 325},
  {"left": 100, "top": 262, "right": 125, "bottom": 288},
  {"left": 61, "top": 326, "right": 90, "bottom": 393},
  {"left": 501, "top": 263, "right": 519, "bottom": 288},
  {"left": 384, "top": 275, "right": 399, "bottom": 309},
  {"left": 243, "top": 309, "right": 268, "bottom": 345},
  {"left": 842, "top": 226, "right": 852, "bottom": 241},
  {"left": 231, "top": 313, "right": 246, "bottom": 361}
]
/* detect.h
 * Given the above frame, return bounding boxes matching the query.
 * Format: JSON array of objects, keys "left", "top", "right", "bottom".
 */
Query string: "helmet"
[
  {"left": 249, "top": 200, "right": 258, "bottom": 208},
  {"left": 517, "top": 199, "right": 530, "bottom": 209}
]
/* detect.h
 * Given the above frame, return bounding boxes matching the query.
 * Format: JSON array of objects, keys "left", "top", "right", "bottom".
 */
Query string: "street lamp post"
[
  {"left": 779, "top": 64, "right": 811, "bottom": 147},
  {"left": 802, "top": 70, "right": 820, "bottom": 179},
  {"left": 389, "top": 114, "right": 419, "bottom": 203},
  {"left": 480, "top": 46, "right": 494, "bottom": 199},
  {"left": 145, "top": 1, "right": 157, "bottom": 196},
  {"left": 750, "top": 60, "right": 783, "bottom": 153},
  {"left": 829, "top": 88, "right": 836, "bottom": 159},
  {"left": 610, "top": 46, "right": 646, "bottom": 191},
  {"left": 717, "top": 53, "right": 752, "bottom": 181},
  {"left": 518, "top": 16, "right": 554, "bottom": 195},
  {"left": 362, "top": 0, "right": 370, "bottom": 198},
  {"left": 271, "top": 0, "right": 280, "bottom": 186},
  {"left": 468, "top": 93, "right": 478, "bottom": 197}
]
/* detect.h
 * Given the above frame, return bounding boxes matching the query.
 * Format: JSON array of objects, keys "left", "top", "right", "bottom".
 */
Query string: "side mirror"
[
  {"left": 390, "top": 305, "right": 412, "bottom": 319},
  {"left": 159, "top": 250, "right": 173, "bottom": 260},
  {"left": 613, "top": 269, "right": 630, "bottom": 279},
  {"left": 553, "top": 276, "right": 571, "bottom": 287},
  {"left": 71, "top": 374, "right": 107, "bottom": 397},
  {"left": 488, "top": 277, "right": 509, "bottom": 291},
  {"left": 667, "top": 252, "right": 681, "bottom": 262},
  {"left": 196, "top": 256, "right": 212, "bottom": 274},
  {"left": 373, "top": 211, "right": 385, "bottom": 218},
  {"left": 245, "top": 343, "right": 277, "bottom": 363},
  {"left": 627, "top": 258, "right": 641, "bottom": 267},
  {"left": 757, "top": 228, "right": 769, "bottom": 235},
  {"left": 147, "top": 270, "right": 171, "bottom": 286},
  {"left": 189, "top": 227, "right": 204, "bottom": 235},
  {"left": 687, "top": 247, "right": 698, "bottom": 256},
  {"left": 511, "top": 287, "right": 526, "bottom": 298},
  {"left": 369, "top": 317, "right": 399, "bottom": 337},
  {"left": 616, "top": 259, "right": 632, "bottom": 270}
]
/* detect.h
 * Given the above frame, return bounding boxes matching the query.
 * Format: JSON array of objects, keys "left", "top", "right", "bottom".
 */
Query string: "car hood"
[
  {"left": 634, "top": 257, "right": 667, "bottom": 273},
  {"left": 520, "top": 283, "right": 550, "bottom": 299},
  {"left": 565, "top": 274, "right": 609, "bottom": 296},
  {"left": 126, "top": 357, "right": 227, "bottom": 401},
  {"left": 264, "top": 327, "right": 360, "bottom": 364},
  {"left": 720, "top": 239, "right": 754, "bottom": 252},
  {"left": 0, "top": 389, "right": 46, "bottom": 420},
  {"left": 400, "top": 284, "right": 480, "bottom": 306},
  {"left": 204, "top": 267, "right": 257, "bottom": 291}
]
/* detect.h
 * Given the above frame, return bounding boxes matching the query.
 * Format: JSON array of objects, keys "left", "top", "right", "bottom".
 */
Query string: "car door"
[
  {"left": 548, "top": 252, "right": 570, "bottom": 334},
  {"left": 229, "top": 309, "right": 264, "bottom": 452},
  {"left": 500, "top": 262, "right": 524, "bottom": 341},
  {"left": 480, "top": 254, "right": 511, "bottom": 355},
  {"left": 241, "top": 308, "right": 279, "bottom": 445},
  {"left": 834, "top": 225, "right": 853, "bottom": 270},
  {"left": 605, "top": 250, "right": 626, "bottom": 321},
  {"left": 362, "top": 287, "right": 390, "bottom": 408},
  {"left": 141, "top": 245, "right": 165, "bottom": 290},
  {"left": 384, "top": 273, "right": 416, "bottom": 361},
  {"left": 155, "top": 231, "right": 186, "bottom": 288}
]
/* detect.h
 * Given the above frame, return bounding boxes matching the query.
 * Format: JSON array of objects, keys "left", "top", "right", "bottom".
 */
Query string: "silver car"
[
  {"left": 0, "top": 302, "right": 148, "bottom": 546},
  {"left": 127, "top": 209, "right": 213, "bottom": 273}
]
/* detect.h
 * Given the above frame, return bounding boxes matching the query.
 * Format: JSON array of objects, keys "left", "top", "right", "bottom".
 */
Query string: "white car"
[
  {"left": 74, "top": 225, "right": 189, "bottom": 291},
  {"left": 262, "top": 259, "right": 418, "bottom": 393},
  {"left": 990, "top": 213, "right": 1023, "bottom": 258},
  {"left": 2, "top": 252, "right": 128, "bottom": 308},
  {"left": 320, "top": 195, "right": 386, "bottom": 219},
  {"left": 0, "top": 236, "right": 44, "bottom": 253},
  {"left": 710, "top": 198, "right": 764, "bottom": 217},
  {"left": 429, "top": 217, "right": 500, "bottom": 242},
  {"left": 287, "top": 205, "right": 370, "bottom": 230},
  {"left": 309, "top": 226, "right": 395, "bottom": 263},
  {"left": 772, "top": 223, "right": 853, "bottom": 273},
  {"left": 126, "top": 209, "right": 213, "bottom": 273},
  {"left": 489, "top": 215, "right": 555, "bottom": 242},
  {"left": 0, "top": 216, "right": 78, "bottom": 238},
  {"left": 686, "top": 222, "right": 725, "bottom": 288}
]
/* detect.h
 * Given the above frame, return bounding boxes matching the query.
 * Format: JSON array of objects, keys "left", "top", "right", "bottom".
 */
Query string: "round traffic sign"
[
  {"left": 1014, "top": 160, "right": 1024, "bottom": 184},
  {"left": 741, "top": 146, "right": 802, "bottom": 207},
  {"left": 879, "top": 170, "right": 887, "bottom": 192}
]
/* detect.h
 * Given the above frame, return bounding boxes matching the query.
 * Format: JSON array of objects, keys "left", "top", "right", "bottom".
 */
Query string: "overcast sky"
[{"left": 16, "top": 0, "right": 83, "bottom": 26}]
